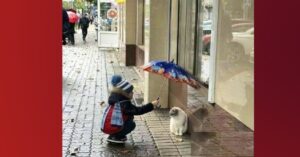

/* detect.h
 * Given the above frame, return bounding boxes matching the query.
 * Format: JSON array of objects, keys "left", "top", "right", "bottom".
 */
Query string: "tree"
[
  {"left": 62, "top": 0, "right": 84, "bottom": 10},
  {"left": 85, "top": 0, "right": 97, "bottom": 6},
  {"left": 63, "top": 1, "right": 72, "bottom": 9},
  {"left": 74, "top": 0, "right": 85, "bottom": 9}
]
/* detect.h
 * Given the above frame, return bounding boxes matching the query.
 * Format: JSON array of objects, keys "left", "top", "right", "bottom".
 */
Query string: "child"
[{"left": 104, "top": 75, "right": 159, "bottom": 143}]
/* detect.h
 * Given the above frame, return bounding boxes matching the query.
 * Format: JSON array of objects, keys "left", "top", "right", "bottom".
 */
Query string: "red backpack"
[{"left": 101, "top": 101, "right": 129, "bottom": 134}]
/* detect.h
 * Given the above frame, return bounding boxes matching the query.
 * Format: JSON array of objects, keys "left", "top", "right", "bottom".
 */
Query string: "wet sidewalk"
[
  {"left": 63, "top": 26, "right": 192, "bottom": 157},
  {"left": 63, "top": 25, "right": 253, "bottom": 157}
]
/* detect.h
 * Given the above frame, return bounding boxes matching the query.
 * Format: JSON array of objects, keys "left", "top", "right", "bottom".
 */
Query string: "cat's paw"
[
  {"left": 174, "top": 129, "right": 182, "bottom": 136},
  {"left": 170, "top": 127, "right": 174, "bottom": 134},
  {"left": 176, "top": 131, "right": 183, "bottom": 136},
  {"left": 175, "top": 128, "right": 183, "bottom": 136}
]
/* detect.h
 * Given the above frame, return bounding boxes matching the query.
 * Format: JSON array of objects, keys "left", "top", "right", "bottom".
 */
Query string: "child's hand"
[{"left": 152, "top": 100, "right": 160, "bottom": 107}]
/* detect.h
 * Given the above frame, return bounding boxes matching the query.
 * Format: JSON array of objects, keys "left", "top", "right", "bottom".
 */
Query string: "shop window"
[
  {"left": 214, "top": 0, "right": 254, "bottom": 129},
  {"left": 144, "top": 0, "right": 150, "bottom": 49},
  {"left": 195, "top": 0, "right": 214, "bottom": 85},
  {"left": 177, "top": 0, "right": 196, "bottom": 74},
  {"left": 177, "top": 0, "right": 211, "bottom": 85}
]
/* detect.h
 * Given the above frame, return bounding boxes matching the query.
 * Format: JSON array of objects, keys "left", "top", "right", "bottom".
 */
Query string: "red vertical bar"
[{"left": 0, "top": 0, "right": 61, "bottom": 157}]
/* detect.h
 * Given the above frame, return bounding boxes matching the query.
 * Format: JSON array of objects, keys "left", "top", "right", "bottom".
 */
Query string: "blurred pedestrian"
[
  {"left": 90, "top": 14, "right": 94, "bottom": 24},
  {"left": 76, "top": 12, "right": 81, "bottom": 30},
  {"left": 79, "top": 13, "right": 90, "bottom": 42},
  {"left": 67, "top": 9, "right": 77, "bottom": 45},
  {"left": 94, "top": 15, "right": 98, "bottom": 42},
  {"left": 107, "top": 19, "right": 112, "bottom": 31},
  {"left": 68, "top": 22, "right": 75, "bottom": 45},
  {"left": 62, "top": 8, "right": 70, "bottom": 45}
]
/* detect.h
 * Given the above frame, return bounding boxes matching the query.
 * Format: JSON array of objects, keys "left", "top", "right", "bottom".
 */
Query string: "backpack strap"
[{"left": 115, "top": 100, "right": 130, "bottom": 121}]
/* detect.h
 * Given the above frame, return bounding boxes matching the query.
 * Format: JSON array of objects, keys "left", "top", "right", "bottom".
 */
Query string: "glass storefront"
[
  {"left": 139, "top": 0, "right": 254, "bottom": 129},
  {"left": 144, "top": 0, "right": 150, "bottom": 54},
  {"left": 99, "top": 3, "right": 118, "bottom": 32},
  {"left": 177, "top": 0, "right": 213, "bottom": 85},
  {"left": 175, "top": 0, "right": 254, "bottom": 129},
  {"left": 195, "top": 0, "right": 213, "bottom": 85},
  {"left": 177, "top": 0, "right": 212, "bottom": 111},
  {"left": 214, "top": 0, "right": 254, "bottom": 129},
  {"left": 169, "top": 0, "right": 179, "bottom": 62},
  {"left": 177, "top": 0, "right": 196, "bottom": 74}
]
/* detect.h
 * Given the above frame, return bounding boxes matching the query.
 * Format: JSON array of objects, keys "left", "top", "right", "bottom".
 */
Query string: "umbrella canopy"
[
  {"left": 67, "top": 11, "right": 79, "bottom": 23},
  {"left": 142, "top": 60, "right": 201, "bottom": 89}
]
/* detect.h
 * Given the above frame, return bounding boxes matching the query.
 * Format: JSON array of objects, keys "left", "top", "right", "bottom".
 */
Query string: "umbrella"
[
  {"left": 142, "top": 59, "right": 201, "bottom": 108},
  {"left": 142, "top": 59, "right": 201, "bottom": 89},
  {"left": 67, "top": 11, "right": 79, "bottom": 23}
]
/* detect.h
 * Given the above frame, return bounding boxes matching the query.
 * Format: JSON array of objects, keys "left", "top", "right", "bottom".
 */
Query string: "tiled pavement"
[{"left": 63, "top": 26, "right": 253, "bottom": 157}]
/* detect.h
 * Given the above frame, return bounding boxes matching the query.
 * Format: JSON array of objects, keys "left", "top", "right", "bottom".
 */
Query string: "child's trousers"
[{"left": 112, "top": 120, "right": 136, "bottom": 138}]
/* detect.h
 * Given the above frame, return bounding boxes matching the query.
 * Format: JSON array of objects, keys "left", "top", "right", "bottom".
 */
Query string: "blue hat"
[
  {"left": 111, "top": 75, "right": 134, "bottom": 94},
  {"left": 111, "top": 75, "right": 122, "bottom": 86}
]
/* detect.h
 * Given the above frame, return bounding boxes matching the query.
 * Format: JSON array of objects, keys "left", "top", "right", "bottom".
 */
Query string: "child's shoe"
[{"left": 107, "top": 135, "right": 126, "bottom": 143}]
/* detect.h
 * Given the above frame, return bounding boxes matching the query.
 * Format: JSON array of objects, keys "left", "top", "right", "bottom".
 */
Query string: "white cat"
[{"left": 169, "top": 107, "right": 188, "bottom": 136}]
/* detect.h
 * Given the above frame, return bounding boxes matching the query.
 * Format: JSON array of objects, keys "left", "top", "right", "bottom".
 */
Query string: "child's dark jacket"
[{"left": 108, "top": 92, "right": 154, "bottom": 121}]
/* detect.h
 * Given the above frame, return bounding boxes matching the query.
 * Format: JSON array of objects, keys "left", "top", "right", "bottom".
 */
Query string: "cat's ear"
[{"left": 174, "top": 108, "right": 179, "bottom": 114}]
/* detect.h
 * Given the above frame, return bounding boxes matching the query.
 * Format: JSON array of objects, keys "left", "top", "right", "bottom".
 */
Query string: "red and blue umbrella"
[{"left": 142, "top": 60, "right": 201, "bottom": 89}]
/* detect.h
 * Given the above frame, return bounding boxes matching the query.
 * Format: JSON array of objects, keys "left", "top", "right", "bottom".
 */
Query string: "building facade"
[{"left": 117, "top": 0, "right": 254, "bottom": 130}]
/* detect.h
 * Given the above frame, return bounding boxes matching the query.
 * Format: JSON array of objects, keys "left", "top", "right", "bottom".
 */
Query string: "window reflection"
[
  {"left": 196, "top": 0, "right": 214, "bottom": 85},
  {"left": 196, "top": 0, "right": 254, "bottom": 85},
  {"left": 99, "top": 3, "right": 118, "bottom": 32},
  {"left": 215, "top": 0, "right": 254, "bottom": 129}
]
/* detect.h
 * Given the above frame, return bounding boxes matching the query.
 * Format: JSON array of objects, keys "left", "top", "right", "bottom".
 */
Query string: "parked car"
[
  {"left": 232, "top": 23, "right": 253, "bottom": 32},
  {"left": 218, "top": 27, "right": 254, "bottom": 63},
  {"left": 201, "top": 23, "right": 254, "bottom": 60},
  {"left": 249, "top": 48, "right": 254, "bottom": 64},
  {"left": 202, "top": 34, "right": 211, "bottom": 54},
  {"left": 231, "top": 27, "right": 254, "bottom": 56},
  {"left": 231, "top": 19, "right": 253, "bottom": 25}
]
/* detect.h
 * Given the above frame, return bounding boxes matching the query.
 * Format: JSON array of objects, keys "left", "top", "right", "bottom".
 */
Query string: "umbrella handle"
[
  {"left": 156, "top": 78, "right": 168, "bottom": 109},
  {"left": 155, "top": 96, "right": 161, "bottom": 109}
]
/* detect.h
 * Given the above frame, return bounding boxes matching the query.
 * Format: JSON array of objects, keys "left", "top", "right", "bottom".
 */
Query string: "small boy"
[{"left": 105, "top": 75, "right": 159, "bottom": 143}]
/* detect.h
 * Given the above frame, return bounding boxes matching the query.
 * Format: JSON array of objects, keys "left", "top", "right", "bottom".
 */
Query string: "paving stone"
[
  {"left": 157, "top": 145, "right": 177, "bottom": 149},
  {"left": 178, "top": 148, "right": 192, "bottom": 155},
  {"left": 76, "top": 152, "right": 90, "bottom": 156}
]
